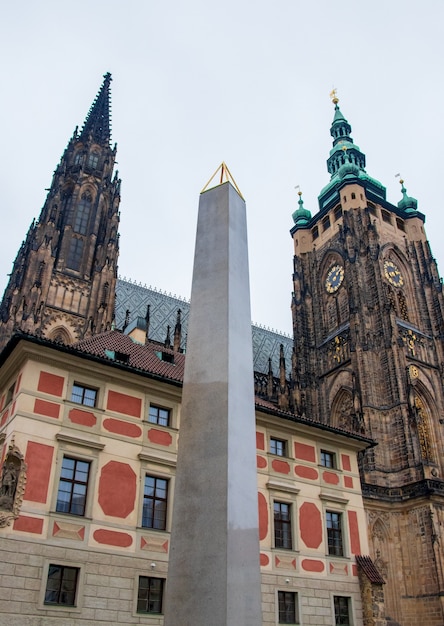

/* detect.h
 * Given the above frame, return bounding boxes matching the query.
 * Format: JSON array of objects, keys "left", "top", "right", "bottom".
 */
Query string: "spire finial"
[
  {"left": 330, "top": 88, "right": 339, "bottom": 105},
  {"left": 79, "top": 72, "right": 113, "bottom": 145}
]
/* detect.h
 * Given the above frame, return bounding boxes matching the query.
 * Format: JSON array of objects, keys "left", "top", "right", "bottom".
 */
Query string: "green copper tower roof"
[
  {"left": 292, "top": 191, "right": 312, "bottom": 225},
  {"left": 397, "top": 178, "right": 418, "bottom": 213},
  {"left": 317, "top": 94, "right": 386, "bottom": 212}
]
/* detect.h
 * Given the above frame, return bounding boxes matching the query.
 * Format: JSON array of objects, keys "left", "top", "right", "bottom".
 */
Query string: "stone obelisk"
[{"left": 163, "top": 168, "right": 262, "bottom": 625}]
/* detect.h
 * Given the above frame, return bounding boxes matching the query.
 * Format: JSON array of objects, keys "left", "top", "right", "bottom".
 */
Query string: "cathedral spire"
[
  {"left": 79, "top": 72, "right": 112, "bottom": 145},
  {"left": 0, "top": 73, "right": 121, "bottom": 350},
  {"left": 327, "top": 92, "right": 366, "bottom": 179}
]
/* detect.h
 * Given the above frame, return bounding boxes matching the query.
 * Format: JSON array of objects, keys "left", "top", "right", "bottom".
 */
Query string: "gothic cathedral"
[
  {"left": 0, "top": 73, "right": 120, "bottom": 348},
  {"left": 291, "top": 93, "right": 444, "bottom": 623},
  {"left": 1, "top": 74, "right": 444, "bottom": 625}
]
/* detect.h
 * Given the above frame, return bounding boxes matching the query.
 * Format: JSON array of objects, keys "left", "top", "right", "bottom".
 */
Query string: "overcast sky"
[{"left": 1, "top": 1, "right": 443, "bottom": 334}]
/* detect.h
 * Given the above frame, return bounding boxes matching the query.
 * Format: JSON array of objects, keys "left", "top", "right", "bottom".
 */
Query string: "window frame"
[
  {"left": 55, "top": 456, "right": 91, "bottom": 517},
  {"left": 142, "top": 474, "right": 169, "bottom": 531},
  {"left": 333, "top": 595, "right": 353, "bottom": 626},
  {"left": 136, "top": 576, "right": 165, "bottom": 614},
  {"left": 148, "top": 404, "right": 171, "bottom": 427},
  {"left": 278, "top": 590, "right": 299, "bottom": 624},
  {"left": 70, "top": 382, "right": 98, "bottom": 408},
  {"left": 66, "top": 237, "right": 84, "bottom": 271},
  {"left": 326, "top": 510, "right": 344, "bottom": 557},
  {"left": 40, "top": 560, "right": 84, "bottom": 612},
  {"left": 43, "top": 563, "right": 80, "bottom": 607},
  {"left": 274, "top": 500, "right": 293, "bottom": 550},
  {"left": 270, "top": 437, "right": 288, "bottom": 457},
  {"left": 320, "top": 449, "right": 336, "bottom": 469}
]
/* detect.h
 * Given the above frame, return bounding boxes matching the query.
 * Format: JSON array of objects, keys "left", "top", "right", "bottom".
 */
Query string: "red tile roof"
[{"left": 74, "top": 330, "right": 185, "bottom": 383}]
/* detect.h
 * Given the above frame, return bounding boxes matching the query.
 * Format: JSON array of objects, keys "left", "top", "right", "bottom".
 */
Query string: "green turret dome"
[
  {"left": 397, "top": 180, "right": 418, "bottom": 213},
  {"left": 292, "top": 192, "right": 312, "bottom": 225}
]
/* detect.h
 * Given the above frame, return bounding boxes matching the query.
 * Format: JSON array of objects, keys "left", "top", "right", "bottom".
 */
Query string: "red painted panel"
[
  {"left": 348, "top": 510, "right": 361, "bottom": 555},
  {"left": 1, "top": 409, "right": 9, "bottom": 427},
  {"left": 256, "top": 455, "right": 267, "bottom": 469},
  {"left": 271, "top": 459, "right": 290, "bottom": 474},
  {"left": 302, "top": 559, "right": 324, "bottom": 573},
  {"left": 352, "top": 563, "right": 358, "bottom": 576},
  {"left": 295, "top": 465, "right": 318, "bottom": 480},
  {"left": 13, "top": 515, "right": 43, "bottom": 534},
  {"left": 34, "top": 398, "right": 60, "bottom": 419},
  {"left": 24, "top": 442, "right": 54, "bottom": 503},
  {"left": 107, "top": 390, "right": 141, "bottom": 418},
  {"left": 256, "top": 431, "right": 265, "bottom": 450},
  {"left": 11, "top": 401, "right": 16, "bottom": 415},
  {"left": 68, "top": 408, "right": 96, "bottom": 427},
  {"left": 294, "top": 442, "right": 316, "bottom": 463},
  {"left": 344, "top": 476, "right": 353, "bottom": 489},
  {"left": 98, "top": 461, "right": 137, "bottom": 518},
  {"left": 148, "top": 429, "right": 173, "bottom": 446},
  {"left": 93, "top": 528, "right": 133, "bottom": 547},
  {"left": 258, "top": 492, "right": 268, "bottom": 541},
  {"left": 260, "top": 553, "right": 269, "bottom": 566},
  {"left": 37, "top": 371, "right": 64, "bottom": 397},
  {"left": 104, "top": 418, "right": 142, "bottom": 438},
  {"left": 341, "top": 454, "right": 352, "bottom": 471},
  {"left": 15, "top": 373, "right": 22, "bottom": 394},
  {"left": 299, "top": 502, "right": 322, "bottom": 549},
  {"left": 322, "top": 471, "right": 339, "bottom": 485}
]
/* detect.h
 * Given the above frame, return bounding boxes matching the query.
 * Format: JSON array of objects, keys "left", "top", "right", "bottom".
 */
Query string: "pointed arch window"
[
  {"left": 73, "top": 193, "right": 92, "bottom": 235},
  {"left": 67, "top": 238, "right": 84, "bottom": 271},
  {"left": 88, "top": 152, "right": 99, "bottom": 169}
]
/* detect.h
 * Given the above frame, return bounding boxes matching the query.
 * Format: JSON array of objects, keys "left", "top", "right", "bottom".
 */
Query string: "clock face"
[
  {"left": 325, "top": 264, "right": 344, "bottom": 293},
  {"left": 384, "top": 260, "right": 404, "bottom": 287}
]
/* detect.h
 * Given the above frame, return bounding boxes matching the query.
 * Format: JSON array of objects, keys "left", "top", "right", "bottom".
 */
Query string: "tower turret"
[{"left": 0, "top": 73, "right": 121, "bottom": 348}]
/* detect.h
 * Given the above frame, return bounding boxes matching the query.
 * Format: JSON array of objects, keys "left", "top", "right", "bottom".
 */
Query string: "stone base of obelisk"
[{"left": 163, "top": 181, "right": 262, "bottom": 625}]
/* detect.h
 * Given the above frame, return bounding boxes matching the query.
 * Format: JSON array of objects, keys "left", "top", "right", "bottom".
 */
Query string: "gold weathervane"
[
  {"left": 330, "top": 88, "right": 339, "bottom": 105},
  {"left": 201, "top": 162, "right": 244, "bottom": 200}
]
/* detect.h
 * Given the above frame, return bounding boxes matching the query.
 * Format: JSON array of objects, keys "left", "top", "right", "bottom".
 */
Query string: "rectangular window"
[
  {"left": 137, "top": 576, "right": 164, "bottom": 614},
  {"left": 66, "top": 238, "right": 84, "bottom": 271},
  {"left": 334, "top": 204, "right": 343, "bottom": 221},
  {"left": 320, "top": 449, "right": 336, "bottom": 468},
  {"left": 334, "top": 595, "right": 351, "bottom": 625},
  {"left": 56, "top": 457, "right": 90, "bottom": 516},
  {"left": 326, "top": 511, "right": 344, "bottom": 556},
  {"left": 44, "top": 564, "right": 79, "bottom": 606},
  {"left": 270, "top": 437, "right": 287, "bottom": 457},
  {"left": 148, "top": 405, "right": 170, "bottom": 427},
  {"left": 274, "top": 502, "right": 292, "bottom": 549},
  {"left": 322, "top": 215, "right": 331, "bottom": 231},
  {"left": 71, "top": 383, "right": 97, "bottom": 407},
  {"left": 381, "top": 209, "right": 392, "bottom": 224},
  {"left": 396, "top": 217, "right": 406, "bottom": 232},
  {"left": 5, "top": 382, "right": 15, "bottom": 406},
  {"left": 142, "top": 475, "right": 168, "bottom": 530},
  {"left": 278, "top": 590, "right": 298, "bottom": 624},
  {"left": 88, "top": 153, "right": 99, "bottom": 168},
  {"left": 312, "top": 225, "right": 319, "bottom": 241}
]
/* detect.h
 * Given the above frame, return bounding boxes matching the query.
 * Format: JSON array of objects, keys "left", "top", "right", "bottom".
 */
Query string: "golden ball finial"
[
  {"left": 330, "top": 88, "right": 339, "bottom": 105},
  {"left": 298, "top": 190, "right": 302, "bottom": 197}
]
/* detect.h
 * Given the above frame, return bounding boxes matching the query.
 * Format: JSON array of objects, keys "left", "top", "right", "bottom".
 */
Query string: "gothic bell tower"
[
  {"left": 0, "top": 73, "right": 121, "bottom": 348},
  {"left": 290, "top": 94, "right": 444, "bottom": 624}
]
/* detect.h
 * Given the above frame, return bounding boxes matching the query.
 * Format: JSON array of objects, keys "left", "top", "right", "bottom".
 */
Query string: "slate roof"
[
  {"left": 115, "top": 278, "right": 293, "bottom": 376},
  {"left": 355, "top": 555, "right": 385, "bottom": 584}
]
